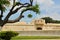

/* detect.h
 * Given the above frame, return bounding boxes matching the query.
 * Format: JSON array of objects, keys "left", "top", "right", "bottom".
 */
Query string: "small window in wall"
[{"left": 37, "top": 27, "right": 42, "bottom": 30}]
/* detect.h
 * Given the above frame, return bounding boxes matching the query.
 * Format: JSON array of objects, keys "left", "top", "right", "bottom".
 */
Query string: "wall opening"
[{"left": 37, "top": 27, "right": 42, "bottom": 30}]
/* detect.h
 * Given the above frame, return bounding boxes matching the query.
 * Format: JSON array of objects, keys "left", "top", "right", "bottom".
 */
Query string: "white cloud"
[
  {"left": 40, "top": 0, "right": 54, "bottom": 10},
  {"left": 34, "top": 0, "right": 55, "bottom": 13},
  {"left": 40, "top": 12, "right": 60, "bottom": 20},
  {"left": 34, "top": 0, "right": 60, "bottom": 20},
  {"left": 35, "top": 0, "right": 54, "bottom": 4}
]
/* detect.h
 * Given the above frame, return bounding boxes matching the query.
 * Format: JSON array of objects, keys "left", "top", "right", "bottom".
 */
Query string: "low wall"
[{"left": 17, "top": 30, "right": 60, "bottom": 36}]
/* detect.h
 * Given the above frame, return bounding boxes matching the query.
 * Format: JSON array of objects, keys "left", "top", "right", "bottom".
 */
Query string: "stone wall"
[
  {"left": 18, "top": 30, "right": 60, "bottom": 36},
  {"left": 1, "top": 25, "right": 36, "bottom": 31},
  {"left": 43, "top": 25, "right": 60, "bottom": 30}
]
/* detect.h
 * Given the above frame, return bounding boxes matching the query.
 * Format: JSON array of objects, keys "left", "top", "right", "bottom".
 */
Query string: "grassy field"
[
  {"left": 11, "top": 39, "right": 60, "bottom": 40},
  {"left": 11, "top": 36, "right": 60, "bottom": 40}
]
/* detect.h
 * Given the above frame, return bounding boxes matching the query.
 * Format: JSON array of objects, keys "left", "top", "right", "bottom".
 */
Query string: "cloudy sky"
[
  {"left": 3, "top": 0, "right": 60, "bottom": 22},
  {"left": 36, "top": 0, "right": 60, "bottom": 20}
]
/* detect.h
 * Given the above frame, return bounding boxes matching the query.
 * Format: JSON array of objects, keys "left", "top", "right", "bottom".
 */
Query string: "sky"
[{"left": 3, "top": 0, "right": 60, "bottom": 22}]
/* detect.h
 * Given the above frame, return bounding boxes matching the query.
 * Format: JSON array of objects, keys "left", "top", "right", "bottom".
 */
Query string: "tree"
[
  {"left": 41, "top": 17, "right": 53, "bottom": 23},
  {"left": 41, "top": 17, "right": 60, "bottom": 23},
  {"left": 0, "top": 0, "right": 40, "bottom": 28},
  {"left": 0, "top": 0, "right": 10, "bottom": 21}
]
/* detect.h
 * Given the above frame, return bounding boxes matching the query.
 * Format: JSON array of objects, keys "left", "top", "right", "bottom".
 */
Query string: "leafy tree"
[
  {"left": 41, "top": 17, "right": 53, "bottom": 23},
  {"left": 0, "top": 0, "right": 40, "bottom": 28},
  {"left": 41, "top": 17, "right": 60, "bottom": 23}
]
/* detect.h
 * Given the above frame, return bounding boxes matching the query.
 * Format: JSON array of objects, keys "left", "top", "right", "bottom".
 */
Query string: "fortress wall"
[
  {"left": 18, "top": 30, "right": 60, "bottom": 36},
  {"left": 1, "top": 25, "right": 36, "bottom": 31},
  {"left": 43, "top": 26, "right": 54, "bottom": 30},
  {"left": 1, "top": 19, "right": 60, "bottom": 31},
  {"left": 43, "top": 25, "right": 60, "bottom": 30}
]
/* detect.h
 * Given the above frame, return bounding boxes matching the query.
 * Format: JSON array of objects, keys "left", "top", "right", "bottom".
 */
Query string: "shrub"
[{"left": 0, "top": 31, "right": 19, "bottom": 40}]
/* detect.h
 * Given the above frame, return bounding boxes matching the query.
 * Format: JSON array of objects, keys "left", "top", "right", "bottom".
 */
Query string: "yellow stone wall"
[{"left": 1, "top": 19, "right": 60, "bottom": 31}]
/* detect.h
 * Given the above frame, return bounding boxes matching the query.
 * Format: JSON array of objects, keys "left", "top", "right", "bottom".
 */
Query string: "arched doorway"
[{"left": 36, "top": 27, "right": 42, "bottom": 30}]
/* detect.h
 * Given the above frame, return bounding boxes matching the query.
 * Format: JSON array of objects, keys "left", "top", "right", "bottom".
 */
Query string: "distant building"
[{"left": 1, "top": 19, "right": 60, "bottom": 31}]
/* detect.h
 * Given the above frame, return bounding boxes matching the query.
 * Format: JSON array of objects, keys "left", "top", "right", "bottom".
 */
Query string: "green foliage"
[
  {"left": 0, "top": 0, "right": 10, "bottom": 6},
  {"left": 41, "top": 17, "right": 53, "bottom": 23},
  {"left": 26, "top": 4, "right": 40, "bottom": 14},
  {"left": 30, "top": 4, "right": 40, "bottom": 14},
  {"left": 28, "top": 14, "right": 32, "bottom": 18},
  {"left": 0, "top": 0, "right": 10, "bottom": 11},
  {"left": 0, "top": 31, "right": 19, "bottom": 40},
  {"left": 41, "top": 17, "right": 60, "bottom": 23},
  {"left": 0, "top": 5, "right": 6, "bottom": 11}
]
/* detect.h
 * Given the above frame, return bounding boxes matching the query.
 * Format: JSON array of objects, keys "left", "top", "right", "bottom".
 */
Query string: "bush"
[{"left": 0, "top": 31, "right": 19, "bottom": 40}]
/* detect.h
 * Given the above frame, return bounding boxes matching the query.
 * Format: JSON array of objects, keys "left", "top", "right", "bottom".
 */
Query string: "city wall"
[{"left": 18, "top": 30, "right": 60, "bottom": 36}]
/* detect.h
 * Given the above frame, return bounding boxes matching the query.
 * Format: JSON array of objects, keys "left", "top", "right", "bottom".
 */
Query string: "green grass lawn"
[
  {"left": 11, "top": 36, "right": 60, "bottom": 40},
  {"left": 11, "top": 39, "right": 60, "bottom": 40}
]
